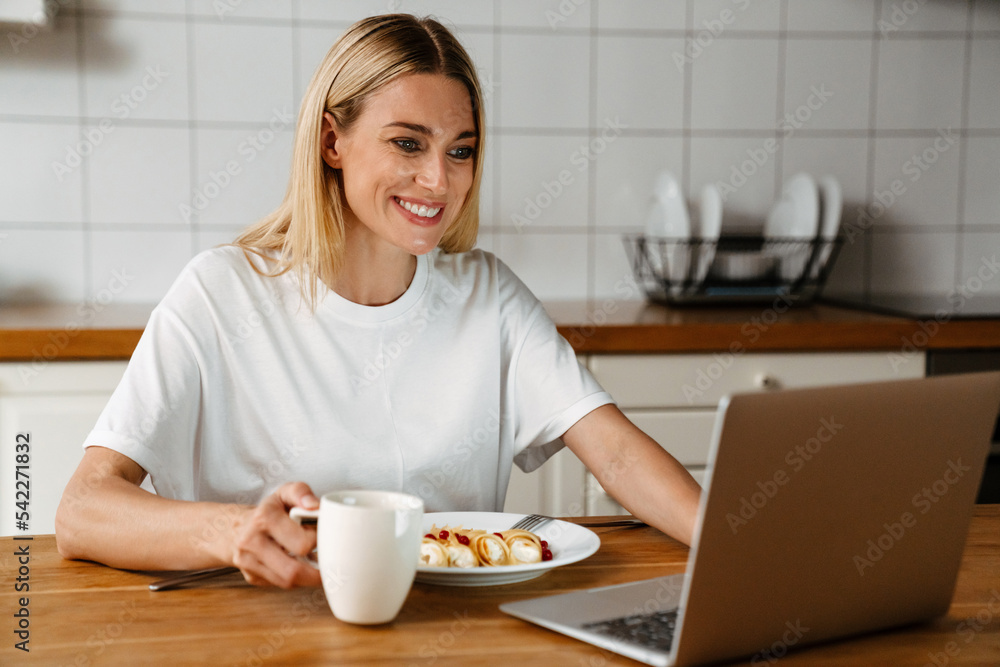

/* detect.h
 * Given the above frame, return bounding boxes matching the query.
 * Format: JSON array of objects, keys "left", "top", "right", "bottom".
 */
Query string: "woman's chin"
[{"left": 405, "top": 236, "right": 441, "bottom": 255}]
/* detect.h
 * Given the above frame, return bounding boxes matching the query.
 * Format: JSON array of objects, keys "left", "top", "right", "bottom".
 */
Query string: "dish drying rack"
[{"left": 623, "top": 234, "right": 843, "bottom": 305}]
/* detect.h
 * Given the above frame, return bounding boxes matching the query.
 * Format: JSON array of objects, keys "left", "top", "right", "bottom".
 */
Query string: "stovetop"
[{"left": 824, "top": 293, "right": 1000, "bottom": 320}]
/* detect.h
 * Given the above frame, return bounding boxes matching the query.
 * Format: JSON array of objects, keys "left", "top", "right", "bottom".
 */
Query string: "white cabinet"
[
  {"left": 0, "top": 362, "right": 127, "bottom": 536},
  {"left": 512, "top": 351, "right": 926, "bottom": 517},
  {"left": 2, "top": 350, "right": 929, "bottom": 531}
]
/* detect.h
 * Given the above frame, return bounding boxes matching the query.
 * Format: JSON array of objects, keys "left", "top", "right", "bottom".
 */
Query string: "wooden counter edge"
[
  {"left": 558, "top": 319, "right": 1000, "bottom": 354},
  {"left": 1, "top": 302, "right": 999, "bottom": 361}
]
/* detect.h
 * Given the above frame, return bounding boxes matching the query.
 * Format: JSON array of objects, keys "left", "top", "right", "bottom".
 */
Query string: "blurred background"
[{"left": 1, "top": 0, "right": 998, "bottom": 305}]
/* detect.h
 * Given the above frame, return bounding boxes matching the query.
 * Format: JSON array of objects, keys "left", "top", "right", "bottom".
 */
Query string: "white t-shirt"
[{"left": 84, "top": 246, "right": 613, "bottom": 511}]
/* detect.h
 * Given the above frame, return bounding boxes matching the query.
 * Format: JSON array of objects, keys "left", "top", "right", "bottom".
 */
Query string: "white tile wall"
[
  {"left": 786, "top": 0, "right": 876, "bottom": 32},
  {"left": 0, "top": 13, "right": 79, "bottom": 117},
  {"left": 2, "top": 0, "right": 998, "bottom": 306},
  {"left": 968, "top": 37, "right": 1000, "bottom": 129},
  {"left": 782, "top": 39, "right": 873, "bottom": 130},
  {"left": 875, "top": 38, "right": 965, "bottom": 131},
  {"left": 690, "top": 38, "right": 781, "bottom": 130},
  {"left": 82, "top": 15, "right": 189, "bottom": 121},
  {"left": 962, "top": 137, "right": 1000, "bottom": 228}
]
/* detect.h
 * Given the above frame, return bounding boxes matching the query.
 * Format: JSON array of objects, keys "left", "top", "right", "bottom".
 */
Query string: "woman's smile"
[{"left": 393, "top": 196, "right": 444, "bottom": 224}]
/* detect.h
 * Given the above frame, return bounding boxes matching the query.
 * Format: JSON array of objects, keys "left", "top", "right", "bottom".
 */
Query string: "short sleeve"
[
  {"left": 82, "top": 280, "right": 205, "bottom": 501},
  {"left": 497, "top": 263, "right": 615, "bottom": 472}
]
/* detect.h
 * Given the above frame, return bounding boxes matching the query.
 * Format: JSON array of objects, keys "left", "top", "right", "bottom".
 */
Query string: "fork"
[
  {"left": 510, "top": 514, "right": 647, "bottom": 531},
  {"left": 509, "top": 513, "right": 551, "bottom": 532}
]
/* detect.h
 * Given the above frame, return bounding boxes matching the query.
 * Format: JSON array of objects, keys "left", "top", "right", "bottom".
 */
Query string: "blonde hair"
[{"left": 234, "top": 14, "right": 485, "bottom": 307}]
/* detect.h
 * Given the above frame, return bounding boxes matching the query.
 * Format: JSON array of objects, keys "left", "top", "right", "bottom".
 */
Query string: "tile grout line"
[
  {"left": 953, "top": 3, "right": 976, "bottom": 287},
  {"left": 185, "top": 0, "right": 199, "bottom": 254},
  {"left": 681, "top": 0, "right": 693, "bottom": 202},
  {"left": 587, "top": 1, "right": 599, "bottom": 301},
  {"left": 774, "top": 0, "right": 789, "bottom": 203},
  {"left": 862, "top": 0, "right": 885, "bottom": 300},
  {"left": 75, "top": 6, "right": 91, "bottom": 299}
]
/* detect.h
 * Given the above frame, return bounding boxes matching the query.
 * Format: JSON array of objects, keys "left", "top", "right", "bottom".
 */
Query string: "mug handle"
[
  {"left": 289, "top": 506, "right": 320, "bottom": 568},
  {"left": 289, "top": 506, "right": 319, "bottom": 525}
]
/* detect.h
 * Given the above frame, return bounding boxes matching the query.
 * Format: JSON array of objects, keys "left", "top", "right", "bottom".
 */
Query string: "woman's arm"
[
  {"left": 55, "top": 446, "right": 321, "bottom": 588},
  {"left": 562, "top": 404, "right": 702, "bottom": 546}
]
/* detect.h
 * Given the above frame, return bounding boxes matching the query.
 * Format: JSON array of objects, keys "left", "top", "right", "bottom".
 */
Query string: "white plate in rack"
[{"left": 414, "top": 512, "right": 600, "bottom": 586}]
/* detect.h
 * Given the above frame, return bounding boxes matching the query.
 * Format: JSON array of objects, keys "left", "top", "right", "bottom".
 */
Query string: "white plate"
[
  {"left": 810, "top": 175, "right": 843, "bottom": 279},
  {"left": 692, "top": 183, "right": 723, "bottom": 285},
  {"left": 415, "top": 512, "right": 600, "bottom": 586},
  {"left": 644, "top": 171, "right": 691, "bottom": 289},
  {"left": 764, "top": 173, "right": 820, "bottom": 281},
  {"left": 764, "top": 172, "right": 819, "bottom": 240}
]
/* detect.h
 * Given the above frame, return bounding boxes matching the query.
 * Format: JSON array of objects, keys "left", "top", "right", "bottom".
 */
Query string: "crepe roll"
[
  {"left": 419, "top": 538, "right": 449, "bottom": 567},
  {"left": 446, "top": 543, "right": 479, "bottom": 568},
  {"left": 472, "top": 533, "right": 510, "bottom": 566},
  {"left": 506, "top": 535, "right": 542, "bottom": 564}
]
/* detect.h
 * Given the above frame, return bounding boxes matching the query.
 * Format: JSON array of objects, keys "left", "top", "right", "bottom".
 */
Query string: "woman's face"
[{"left": 323, "top": 73, "right": 477, "bottom": 257}]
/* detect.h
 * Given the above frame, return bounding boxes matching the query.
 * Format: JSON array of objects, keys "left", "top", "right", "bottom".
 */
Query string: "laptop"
[{"left": 500, "top": 372, "right": 1000, "bottom": 666}]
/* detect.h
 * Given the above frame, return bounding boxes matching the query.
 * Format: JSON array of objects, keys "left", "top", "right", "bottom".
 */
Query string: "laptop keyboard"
[{"left": 581, "top": 608, "right": 679, "bottom": 652}]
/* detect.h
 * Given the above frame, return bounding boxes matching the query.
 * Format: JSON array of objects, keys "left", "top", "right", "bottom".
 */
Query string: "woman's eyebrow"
[{"left": 382, "top": 121, "right": 477, "bottom": 141}]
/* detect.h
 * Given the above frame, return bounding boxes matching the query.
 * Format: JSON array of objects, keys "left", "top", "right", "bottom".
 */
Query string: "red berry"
[
  {"left": 438, "top": 530, "right": 449, "bottom": 540},
  {"left": 457, "top": 534, "right": 470, "bottom": 545},
  {"left": 541, "top": 548, "right": 553, "bottom": 561},
  {"left": 424, "top": 533, "right": 436, "bottom": 539},
  {"left": 540, "top": 540, "right": 548, "bottom": 548}
]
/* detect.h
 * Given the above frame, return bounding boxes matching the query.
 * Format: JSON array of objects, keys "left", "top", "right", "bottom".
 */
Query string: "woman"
[{"left": 55, "top": 14, "right": 701, "bottom": 589}]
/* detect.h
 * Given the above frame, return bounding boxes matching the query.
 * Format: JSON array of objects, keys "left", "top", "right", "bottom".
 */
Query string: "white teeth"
[{"left": 396, "top": 197, "right": 441, "bottom": 218}]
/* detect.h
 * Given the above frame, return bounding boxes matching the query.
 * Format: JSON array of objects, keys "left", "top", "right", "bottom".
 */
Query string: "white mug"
[{"left": 291, "top": 490, "right": 424, "bottom": 625}]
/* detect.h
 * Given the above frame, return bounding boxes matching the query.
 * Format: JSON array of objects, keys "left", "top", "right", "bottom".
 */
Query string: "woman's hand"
[{"left": 230, "top": 482, "right": 323, "bottom": 589}]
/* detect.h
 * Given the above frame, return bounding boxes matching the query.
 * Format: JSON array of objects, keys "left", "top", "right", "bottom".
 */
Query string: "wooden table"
[{"left": 2, "top": 508, "right": 998, "bottom": 666}]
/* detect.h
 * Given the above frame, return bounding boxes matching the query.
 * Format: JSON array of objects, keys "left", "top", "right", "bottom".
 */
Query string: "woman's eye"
[
  {"left": 394, "top": 139, "right": 419, "bottom": 152},
  {"left": 449, "top": 146, "right": 474, "bottom": 160}
]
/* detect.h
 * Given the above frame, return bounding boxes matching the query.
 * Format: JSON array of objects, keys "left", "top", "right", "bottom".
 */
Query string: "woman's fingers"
[{"left": 230, "top": 482, "right": 321, "bottom": 587}]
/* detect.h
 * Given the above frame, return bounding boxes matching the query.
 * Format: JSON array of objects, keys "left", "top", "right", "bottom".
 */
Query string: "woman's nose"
[{"left": 414, "top": 154, "right": 448, "bottom": 194}]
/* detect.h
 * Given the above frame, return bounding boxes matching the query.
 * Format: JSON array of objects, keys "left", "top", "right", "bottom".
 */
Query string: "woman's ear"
[{"left": 320, "top": 112, "right": 343, "bottom": 169}]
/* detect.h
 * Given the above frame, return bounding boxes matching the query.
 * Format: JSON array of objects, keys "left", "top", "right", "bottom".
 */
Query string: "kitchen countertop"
[{"left": 1, "top": 300, "right": 999, "bottom": 362}]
